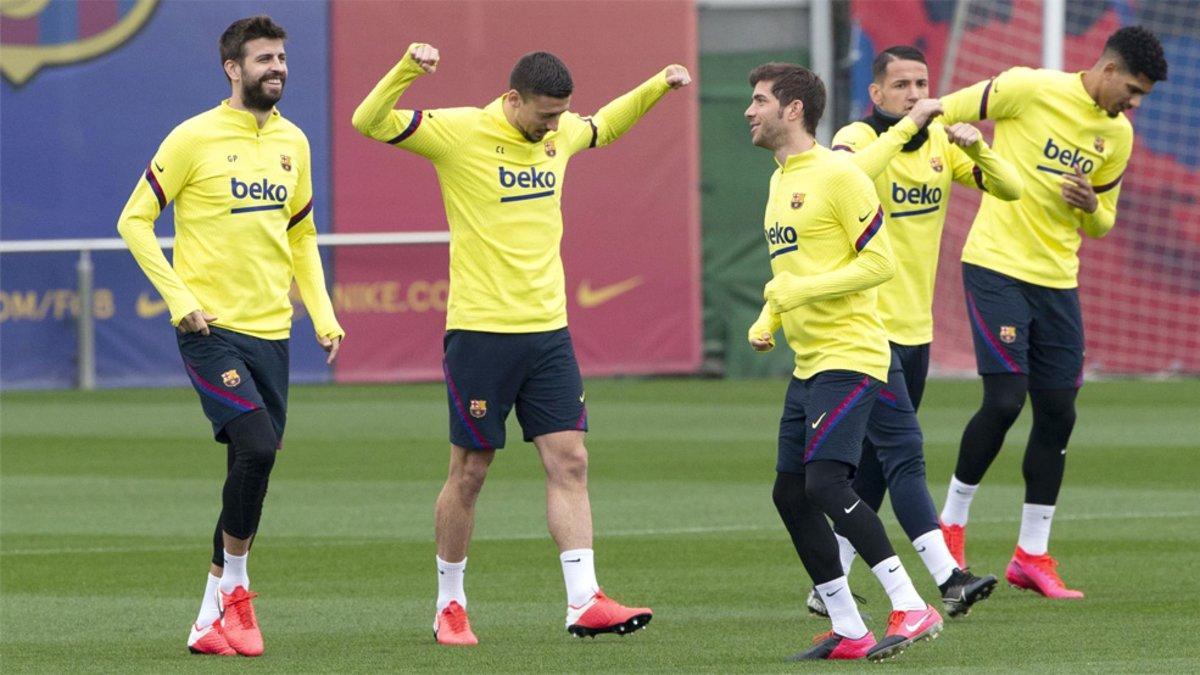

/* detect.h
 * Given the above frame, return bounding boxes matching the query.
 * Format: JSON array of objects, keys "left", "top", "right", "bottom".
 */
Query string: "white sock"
[
  {"left": 1018, "top": 504, "right": 1055, "bottom": 555},
  {"left": 561, "top": 549, "right": 599, "bottom": 607},
  {"left": 814, "top": 576, "right": 869, "bottom": 639},
  {"left": 195, "top": 573, "right": 222, "bottom": 627},
  {"left": 218, "top": 551, "right": 248, "bottom": 595},
  {"left": 871, "top": 556, "right": 926, "bottom": 611},
  {"left": 913, "top": 529, "right": 958, "bottom": 585},
  {"left": 941, "top": 476, "right": 978, "bottom": 526},
  {"left": 436, "top": 556, "right": 467, "bottom": 612},
  {"left": 835, "top": 533, "right": 857, "bottom": 575}
]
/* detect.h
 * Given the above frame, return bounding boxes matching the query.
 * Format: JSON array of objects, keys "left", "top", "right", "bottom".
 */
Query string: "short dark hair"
[
  {"left": 748, "top": 62, "right": 826, "bottom": 135},
  {"left": 219, "top": 15, "right": 287, "bottom": 72},
  {"left": 872, "top": 45, "right": 927, "bottom": 83},
  {"left": 1104, "top": 25, "right": 1167, "bottom": 82},
  {"left": 509, "top": 52, "right": 573, "bottom": 99}
]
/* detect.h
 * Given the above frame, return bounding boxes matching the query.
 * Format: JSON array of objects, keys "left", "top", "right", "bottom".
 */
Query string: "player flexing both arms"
[
  {"left": 117, "top": 16, "right": 344, "bottom": 656},
  {"left": 745, "top": 62, "right": 941, "bottom": 661},
  {"left": 805, "top": 45, "right": 1023, "bottom": 618},
  {"left": 936, "top": 26, "right": 1167, "bottom": 598},
  {"left": 352, "top": 44, "right": 689, "bottom": 644}
]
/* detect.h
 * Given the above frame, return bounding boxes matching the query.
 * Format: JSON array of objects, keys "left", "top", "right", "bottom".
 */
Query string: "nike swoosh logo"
[
  {"left": 955, "top": 489, "right": 969, "bottom": 495},
  {"left": 857, "top": 209, "right": 875, "bottom": 222},
  {"left": 915, "top": 546, "right": 926, "bottom": 553},
  {"left": 564, "top": 558, "right": 581, "bottom": 563},
  {"left": 810, "top": 412, "right": 827, "bottom": 429},
  {"left": 579, "top": 393, "right": 585, "bottom": 403},
  {"left": 136, "top": 292, "right": 169, "bottom": 319},
  {"left": 154, "top": 161, "right": 165, "bottom": 172},
  {"left": 904, "top": 617, "right": 927, "bottom": 632},
  {"left": 577, "top": 276, "right": 644, "bottom": 308},
  {"left": 888, "top": 565, "right": 900, "bottom": 573},
  {"left": 824, "top": 587, "right": 842, "bottom": 598},
  {"left": 843, "top": 500, "right": 861, "bottom": 514}
]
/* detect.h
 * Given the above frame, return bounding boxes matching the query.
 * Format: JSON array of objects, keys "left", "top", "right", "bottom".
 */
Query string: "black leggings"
[
  {"left": 773, "top": 460, "right": 897, "bottom": 585},
  {"left": 211, "top": 409, "right": 278, "bottom": 567},
  {"left": 955, "top": 374, "right": 1077, "bottom": 505}
]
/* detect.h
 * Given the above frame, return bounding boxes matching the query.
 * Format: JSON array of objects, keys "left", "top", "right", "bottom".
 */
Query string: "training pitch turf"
[{"left": 2, "top": 378, "right": 1197, "bottom": 672}]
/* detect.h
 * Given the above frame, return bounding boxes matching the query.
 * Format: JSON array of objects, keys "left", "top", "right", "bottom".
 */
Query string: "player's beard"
[{"left": 242, "top": 71, "right": 286, "bottom": 112}]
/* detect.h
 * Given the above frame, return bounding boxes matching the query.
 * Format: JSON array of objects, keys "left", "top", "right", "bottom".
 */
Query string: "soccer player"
[
  {"left": 117, "top": 16, "right": 344, "bottom": 656},
  {"left": 935, "top": 26, "right": 1167, "bottom": 598},
  {"left": 352, "top": 43, "right": 689, "bottom": 645},
  {"left": 804, "top": 45, "right": 1023, "bottom": 618},
  {"left": 745, "top": 62, "right": 941, "bottom": 661}
]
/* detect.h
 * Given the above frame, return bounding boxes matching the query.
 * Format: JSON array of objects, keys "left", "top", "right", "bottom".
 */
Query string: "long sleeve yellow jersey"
[
  {"left": 352, "top": 46, "right": 673, "bottom": 332},
  {"left": 117, "top": 101, "right": 343, "bottom": 341},
  {"left": 756, "top": 145, "right": 896, "bottom": 382},
  {"left": 941, "top": 67, "right": 1133, "bottom": 288},
  {"left": 832, "top": 116, "right": 1022, "bottom": 344}
]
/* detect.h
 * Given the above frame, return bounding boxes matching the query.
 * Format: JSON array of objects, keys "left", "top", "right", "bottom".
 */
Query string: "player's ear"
[
  {"left": 504, "top": 89, "right": 522, "bottom": 109},
  {"left": 868, "top": 82, "right": 883, "bottom": 107},
  {"left": 788, "top": 99, "right": 804, "bottom": 123},
  {"left": 224, "top": 59, "right": 241, "bottom": 83}
]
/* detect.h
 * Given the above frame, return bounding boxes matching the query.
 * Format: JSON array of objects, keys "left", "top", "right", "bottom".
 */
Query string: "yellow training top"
[
  {"left": 752, "top": 144, "right": 895, "bottom": 382},
  {"left": 117, "top": 101, "right": 343, "bottom": 340},
  {"left": 941, "top": 67, "right": 1132, "bottom": 288},
  {"left": 832, "top": 116, "right": 1022, "bottom": 344},
  {"left": 352, "top": 46, "right": 674, "bottom": 332}
]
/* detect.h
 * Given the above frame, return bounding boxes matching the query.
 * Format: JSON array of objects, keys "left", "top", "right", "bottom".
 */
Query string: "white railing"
[{"left": 0, "top": 232, "right": 450, "bottom": 390}]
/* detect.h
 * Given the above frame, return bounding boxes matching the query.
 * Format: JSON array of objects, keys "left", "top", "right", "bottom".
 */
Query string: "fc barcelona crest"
[
  {"left": 469, "top": 400, "right": 488, "bottom": 418},
  {"left": 221, "top": 369, "right": 242, "bottom": 388},
  {"left": 1093, "top": 136, "right": 1105, "bottom": 153},
  {"left": 280, "top": 154, "right": 292, "bottom": 172},
  {"left": 544, "top": 140, "right": 557, "bottom": 157},
  {"left": 791, "top": 193, "right": 805, "bottom": 209},
  {"left": 930, "top": 157, "right": 944, "bottom": 172},
  {"left": 999, "top": 326, "right": 1017, "bottom": 344}
]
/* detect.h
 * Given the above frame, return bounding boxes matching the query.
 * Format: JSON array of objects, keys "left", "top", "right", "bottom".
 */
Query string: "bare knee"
[
  {"left": 537, "top": 433, "right": 589, "bottom": 486},
  {"left": 446, "top": 448, "right": 493, "bottom": 500}
]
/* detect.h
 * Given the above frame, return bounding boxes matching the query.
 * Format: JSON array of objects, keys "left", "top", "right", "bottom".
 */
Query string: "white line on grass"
[{"left": 4, "top": 509, "right": 1197, "bottom": 556}]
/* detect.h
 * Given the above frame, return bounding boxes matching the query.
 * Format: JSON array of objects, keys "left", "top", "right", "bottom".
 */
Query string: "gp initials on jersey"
[
  {"left": 230, "top": 177, "right": 288, "bottom": 203},
  {"left": 1042, "top": 138, "right": 1094, "bottom": 174}
]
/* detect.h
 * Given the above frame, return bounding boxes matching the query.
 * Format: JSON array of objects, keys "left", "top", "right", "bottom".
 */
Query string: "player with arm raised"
[
  {"left": 935, "top": 26, "right": 1167, "bottom": 598},
  {"left": 804, "top": 45, "right": 1022, "bottom": 619},
  {"left": 745, "top": 62, "right": 942, "bottom": 662},
  {"left": 352, "top": 43, "right": 689, "bottom": 644},
  {"left": 117, "top": 16, "right": 344, "bottom": 657}
]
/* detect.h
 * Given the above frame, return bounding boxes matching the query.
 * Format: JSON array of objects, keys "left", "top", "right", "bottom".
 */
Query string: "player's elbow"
[
  {"left": 350, "top": 104, "right": 382, "bottom": 139},
  {"left": 993, "top": 175, "right": 1024, "bottom": 201}
]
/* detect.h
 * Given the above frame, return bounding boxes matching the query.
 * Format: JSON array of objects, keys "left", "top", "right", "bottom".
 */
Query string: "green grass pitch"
[{"left": 2, "top": 378, "right": 1198, "bottom": 672}]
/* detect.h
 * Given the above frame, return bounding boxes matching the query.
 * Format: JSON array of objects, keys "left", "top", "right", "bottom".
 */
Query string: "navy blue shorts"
[
  {"left": 177, "top": 326, "right": 288, "bottom": 443},
  {"left": 777, "top": 370, "right": 883, "bottom": 474},
  {"left": 889, "top": 342, "right": 931, "bottom": 411},
  {"left": 442, "top": 328, "right": 587, "bottom": 450},
  {"left": 962, "top": 262, "right": 1084, "bottom": 390}
]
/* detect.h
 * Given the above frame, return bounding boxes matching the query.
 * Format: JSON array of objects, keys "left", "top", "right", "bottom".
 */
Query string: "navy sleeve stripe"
[
  {"left": 831, "top": 144, "right": 854, "bottom": 153},
  {"left": 972, "top": 165, "right": 986, "bottom": 191},
  {"left": 288, "top": 199, "right": 314, "bottom": 229},
  {"left": 144, "top": 164, "right": 166, "bottom": 210},
  {"left": 387, "top": 110, "right": 423, "bottom": 144},
  {"left": 1094, "top": 172, "right": 1124, "bottom": 194},
  {"left": 980, "top": 78, "right": 994, "bottom": 119},
  {"left": 587, "top": 117, "right": 598, "bottom": 149},
  {"left": 854, "top": 207, "right": 885, "bottom": 252}
]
